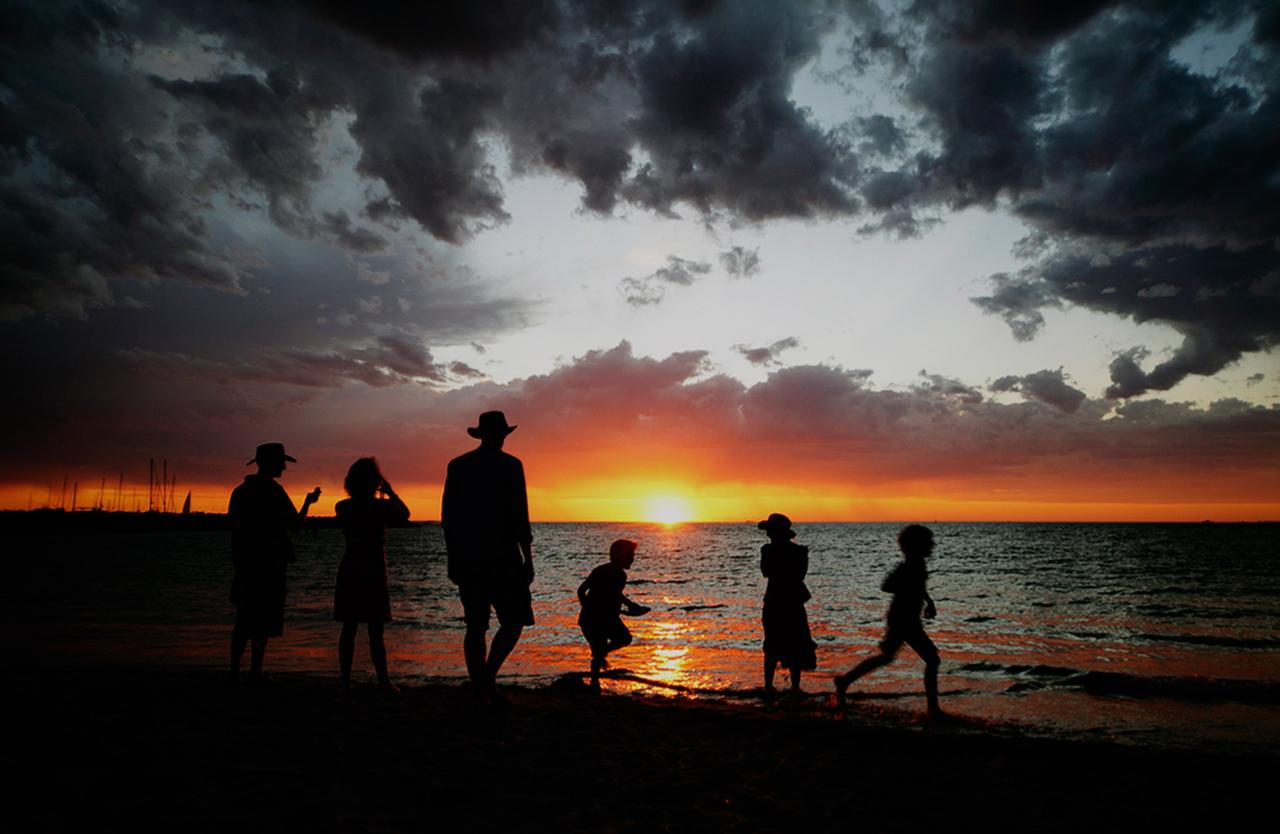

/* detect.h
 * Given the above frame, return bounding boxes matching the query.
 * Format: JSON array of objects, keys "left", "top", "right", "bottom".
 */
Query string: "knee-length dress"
[
  {"left": 761, "top": 541, "right": 817, "bottom": 670},
  {"left": 333, "top": 496, "right": 407, "bottom": 623}
]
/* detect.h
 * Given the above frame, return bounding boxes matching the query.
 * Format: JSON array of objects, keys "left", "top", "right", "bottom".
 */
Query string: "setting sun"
[{"left": 646, "top": 496, "right": 693, "bottom": 525}]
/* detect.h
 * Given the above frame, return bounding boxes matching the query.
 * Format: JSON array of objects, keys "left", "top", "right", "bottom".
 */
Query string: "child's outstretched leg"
[
  {"left": 834, "top": 639, "right": 898, "bottom": 707},
  {"left": 339, "top": 621, "right": 358, "bottom": 690}
]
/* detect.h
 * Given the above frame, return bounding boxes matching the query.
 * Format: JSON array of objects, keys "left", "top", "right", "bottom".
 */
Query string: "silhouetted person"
[
  {"left": 758, "top": 513, "right": 817, "bottom": 698},
  {"left": 441, "top": 411, "right": 534, "bottom": 701},
  {"left": 835, "top": 524, "right": 943, "bottom": 718},
  {"left": 334, "top": 457, "right": 410, "bottom": 693},
  {"left": 228, "top": 442, "right": 320, "bottom": 684},
  {"left": 578, "top": 539, "right": 649, "bottom": 691}
]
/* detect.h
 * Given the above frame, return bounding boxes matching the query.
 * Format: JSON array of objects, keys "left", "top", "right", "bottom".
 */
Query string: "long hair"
[{"left": 344, "top": 457, "right": 382, "bottom": 498}]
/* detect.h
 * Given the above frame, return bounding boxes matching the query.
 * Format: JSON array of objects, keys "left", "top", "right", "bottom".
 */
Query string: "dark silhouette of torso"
[
  {"left": 229, "top": 473, "right": 298, "bottom": 582},
  {"left": 441, "top": 447, "right": 531, "bottom": 576}
]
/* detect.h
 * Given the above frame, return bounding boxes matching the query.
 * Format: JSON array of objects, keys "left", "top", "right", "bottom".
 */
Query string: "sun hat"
[
  {"left": 757, "top": 513, "right": 796, "bottom": 538},
  {"left": 246, "top": 442, "right": 297, "bottom": 465},
  {"left": 467, "top": 410, "right": 518, "bottom": 438}
]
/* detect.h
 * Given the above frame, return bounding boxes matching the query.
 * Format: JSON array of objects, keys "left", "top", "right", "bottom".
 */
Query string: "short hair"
[
  {"left": 344, "top": 457, "right": 383, "bottom": 497},
  {"left": 609, "top": 538, "right": 638, "bottom": 561},
  {"left": 897, "top": 524, "right": 934, "bottom": 552}
]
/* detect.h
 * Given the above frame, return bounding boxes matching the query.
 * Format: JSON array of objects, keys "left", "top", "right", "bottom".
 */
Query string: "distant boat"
[{"left": 181, "top": 491, "right": 191, "bottom": 515}]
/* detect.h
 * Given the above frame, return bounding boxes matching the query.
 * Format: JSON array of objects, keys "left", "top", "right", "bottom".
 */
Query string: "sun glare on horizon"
[{"left": 647, "top": 496, "right": 693, "bottom": 525}]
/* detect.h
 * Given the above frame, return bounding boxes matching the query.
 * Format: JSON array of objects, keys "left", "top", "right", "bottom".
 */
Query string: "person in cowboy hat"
[
  {"left": 227, "top": 442, "right": 321, "bottom": 684},
  {"left": 441, "top": 411, "right": 534, "bottom": 702}
]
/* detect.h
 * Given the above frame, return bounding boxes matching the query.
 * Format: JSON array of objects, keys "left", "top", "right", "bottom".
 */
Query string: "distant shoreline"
[{"left": 1, "top": 509, "right": 1276, "bottom": 535}]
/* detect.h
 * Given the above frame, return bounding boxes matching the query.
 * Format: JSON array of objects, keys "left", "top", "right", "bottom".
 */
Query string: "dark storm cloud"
[
  {"left": 619, "top": 255, "right": 712, "bottom": 306},
  {"left": 0, "top": 1, "right": 250, "bottom": 320},
  {"left": 734, "top": 336, "right": 798, "bottom": 366},
  {"left": 618, "top": 2, "right": 860, "bottom": 220},
  {"left": 854, "top": 115, "right": 907, "bottom": 158},
  {"left": 4, "top": 0, "right": 1278, "bottom": 405},
  {"left": 927, "top": 1, "right": 1280, "bottom": 395},
  {"left": 971, "top": 272, "right": 1064, "bottom": 342},
  {"left": 719, "top": 245, "right": 761, "bottom": 278},
  {"left": 990, "top": 368, "right": 1088, "bottom": 414}
]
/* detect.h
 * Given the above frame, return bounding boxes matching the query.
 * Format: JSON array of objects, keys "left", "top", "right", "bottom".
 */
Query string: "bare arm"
[
  {"left": 380, "top": 480, "right": 411, "bottom": 524},
  {"left": 577, "top": 576, "right": 591, "bottom": 607},
  {"left": 293, "top": 487, "right": 321, "bottom": 531},
  {"left": 923, "top": 590, "right": 937, "bottom": 619}
]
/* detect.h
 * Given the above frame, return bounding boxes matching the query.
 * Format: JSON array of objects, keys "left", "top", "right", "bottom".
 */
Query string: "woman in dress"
[
  {"left": 334, "top": 457, "right": 410, "bottom": 691},
  {"left": 758, "top": 513, "right": 817, "bottom": 698}
]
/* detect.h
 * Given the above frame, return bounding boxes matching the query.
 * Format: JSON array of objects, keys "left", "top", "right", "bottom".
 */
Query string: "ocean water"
[{"left": 16, "top": 522, "right": 1280, "bottom": 752}]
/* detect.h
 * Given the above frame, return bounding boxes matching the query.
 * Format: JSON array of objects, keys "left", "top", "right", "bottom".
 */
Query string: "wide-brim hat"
[
  {"left": 246, "top": 442, "right": 297, "bottom": 465},
  {"left": 757, "top": 513, "right": 796, "bottom": 538},
  {"left": 468, "top": 410, "right": 517, "bottom": 438}
]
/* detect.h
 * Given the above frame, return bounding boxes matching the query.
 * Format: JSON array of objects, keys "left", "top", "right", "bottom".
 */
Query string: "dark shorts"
[
  {"left": 580, "top": 615, "right": 631, "bottom": 658},
  {"left": 458, "top": 570, "right": 534, "bottom": 630},
  {"left": 880, "top": 621, "right": 940, "bottom": 665}
]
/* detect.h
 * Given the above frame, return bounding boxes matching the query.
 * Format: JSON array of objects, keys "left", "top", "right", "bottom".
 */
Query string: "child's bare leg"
[
  {"left": 834, "top": 652, "right": 892, "bottom": 706},
  {"left": 924, "top": 658, "right": 943, "bottom": 717},
  {"left": 605, "top": 630, "right": 632, "bottom": 657},
  {"left": 589, "top": 654, "right": 603, "bottom": 690},
  {"left": 249, "top": 636, "right": 268, "bottom": 678},
  {"left": 763, "top": 654, "right": 778, "bottom": 694},
  {"left": 230, "top": 629, "right": 248, "bottom": 677},
  {"left": 788, "top": 665, "right": 802, "bottom": 693},
  {"left": 367, "top": 621, "right": 391, "bottom": 687},
  {"left": 339, "top": 621, "right": 358, "bottom": 687}
]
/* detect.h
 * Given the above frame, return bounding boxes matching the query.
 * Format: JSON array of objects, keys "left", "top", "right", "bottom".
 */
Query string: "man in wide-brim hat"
[
  {"left": 441, "top": 411, "right": 534, "bottom": 701},
  {"left": 227, "top": 442, "right": 320, "bottom": 684}
]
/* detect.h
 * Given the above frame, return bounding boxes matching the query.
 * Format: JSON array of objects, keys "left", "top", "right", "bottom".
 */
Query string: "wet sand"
[{"left": 16, "top": 666, "right": 1272, "bottom": 832}]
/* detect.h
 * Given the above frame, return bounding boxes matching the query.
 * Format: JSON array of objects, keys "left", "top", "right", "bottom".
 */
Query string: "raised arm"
[
  {"left": 380, "top": 480, "right": 411, "bottom": 524},
  {"left": 288, "top": 487, "right": 321, "bottom": 532}
]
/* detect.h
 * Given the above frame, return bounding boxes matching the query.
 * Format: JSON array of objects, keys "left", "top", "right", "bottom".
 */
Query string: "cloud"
[
  {"left": 3, "top": 0, "right": 1277, "bottom": 405},
  {"left": 922, "top": 3, "right": 1280, "bottom": 394},
  {"left": 914, "top": 371, "right": 984, "bottom": 405},
  {"left": 971, "top": 272, "right": 1064, "bottom": 342},
  {"left": 2, "top": 336, "right": 1277, "bottom": 510},
  {"left": 719, "top": 246, "right": 761, "bottom": 278},
  {"left": 619, "top": 255, "right": 712, "bottom": 306},
  {"left": 734, "top": 337, "right": 799, "bottom": 366},
  {"left": 990, "top": 368, "right": 1088, "bottom": 414}
]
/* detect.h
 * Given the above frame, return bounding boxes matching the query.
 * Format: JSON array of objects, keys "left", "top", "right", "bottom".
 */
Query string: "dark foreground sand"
[{"left": 15, "top": 667, "right": 1274, "bottom": 832}]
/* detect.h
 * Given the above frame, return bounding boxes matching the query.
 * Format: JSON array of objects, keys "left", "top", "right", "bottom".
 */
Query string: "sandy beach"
[{"left": 15, "top": 665, "right": 1273, "bottom": 832}]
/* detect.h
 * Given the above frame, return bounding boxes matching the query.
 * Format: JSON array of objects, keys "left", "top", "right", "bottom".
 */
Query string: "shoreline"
[{"left": 16, "top": 665, "right": 1274, "bottom": 831}]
